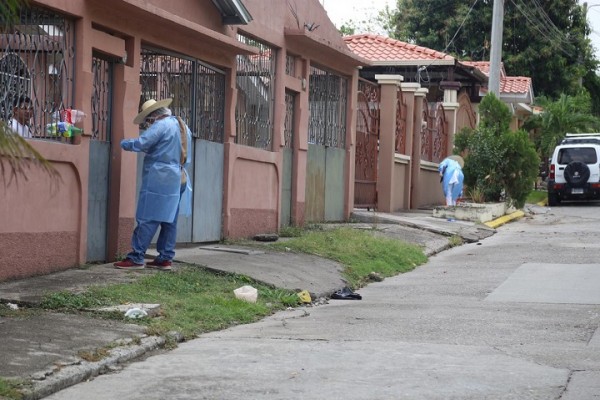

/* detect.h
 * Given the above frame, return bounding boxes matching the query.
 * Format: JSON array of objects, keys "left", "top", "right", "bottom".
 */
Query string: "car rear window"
[{"left": 557, "top": 148, "right": 598, "bottom": 164}]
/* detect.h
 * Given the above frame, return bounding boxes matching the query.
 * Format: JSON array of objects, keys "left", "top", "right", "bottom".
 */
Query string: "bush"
[{"left": 454, "top": 93, "right": 539, "bottom": 208}]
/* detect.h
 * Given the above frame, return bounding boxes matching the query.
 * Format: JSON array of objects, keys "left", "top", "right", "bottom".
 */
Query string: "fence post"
[
  {"left": 375, "top": 74, "right": 404, "bottom": 212},
  {"left": 440, "top": 81, "right": 461, "bottom": 156},
  {"left": 410, "top": 88, "right": 429, "bottom": 209}
]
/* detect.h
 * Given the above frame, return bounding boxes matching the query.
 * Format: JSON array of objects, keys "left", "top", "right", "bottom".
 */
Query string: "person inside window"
[{"left": 10, "top": 95, "right": 33, "bottom": 138}]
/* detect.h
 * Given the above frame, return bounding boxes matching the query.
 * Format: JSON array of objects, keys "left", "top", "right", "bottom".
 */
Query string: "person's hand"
[{"left": 120, "top": 139, "right": 134, "bottom": 151}]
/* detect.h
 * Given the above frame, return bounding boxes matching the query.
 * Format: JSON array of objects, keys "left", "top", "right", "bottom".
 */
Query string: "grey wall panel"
[
  {"left": 192, "top": 139, "right": 224, "bottom": 242},
  {"left": 176, "top": 140, "right": 194, "bottom": 243},
  {"left": 324, "top": 147, "right": 346, "bottom": 221},
  {"left": 280, "top": 148, "right": 293, "bottom": 228},
  {"left": 305, "top": 144, "right": 326, "bottom": 222},
  {"left": 87, "top": 140, "right": 110, "bottom": 261}
]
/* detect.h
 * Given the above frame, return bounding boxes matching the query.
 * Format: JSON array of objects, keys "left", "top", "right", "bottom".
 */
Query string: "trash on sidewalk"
[
  {"left": 297, "top": 290, "right": 312, "bottom": 303},
  {"left": 234, "top": 285, "right": 258, "bottom": 303},
  {"left": 124, "top": 308, "right": 148, "bottom": 319},
  {"left": 368, "top": 272, "right": 384, "bottom": 282},
  {"left": 93, "top": 303, "right": 161, "bottom": 317},
  {"left": 7, "top": 302, "right": 19, "bottom": 310},
  {"left": 331, "top": 287, "right": 362, "bottom": 300}
]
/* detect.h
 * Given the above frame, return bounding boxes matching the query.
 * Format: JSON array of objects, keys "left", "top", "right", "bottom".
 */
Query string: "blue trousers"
[{"left": 126, "top": 183, "right": 185, "bottom": 264}]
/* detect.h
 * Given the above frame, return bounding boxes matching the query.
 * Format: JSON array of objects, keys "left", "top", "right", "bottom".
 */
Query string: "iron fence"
[
  {"left": 140, "top": 48, "right": 225, "bottom": 143},
  {"left": 235, "top": 34, "right": 275, "bottom": 150},
  {"left": 0, "top": 6, "right": 75, "bottom": 142},
  {"left": 308, "top": 65, "right": 347, "bottom": 148}
]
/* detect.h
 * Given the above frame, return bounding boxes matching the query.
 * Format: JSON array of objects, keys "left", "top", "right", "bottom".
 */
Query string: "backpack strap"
[
  {"left": 176, "top": 116, "right": 187, "bottom": 166},
  {"left": 176, "top": 117, "right": 188, "bottom": 185}
]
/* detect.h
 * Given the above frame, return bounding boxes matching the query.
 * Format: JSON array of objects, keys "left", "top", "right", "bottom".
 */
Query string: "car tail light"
[
  {"left": 550, "top": 164, "right": 555, "bottom": 180},
  {"left": 592, "top": 183, "right": 600, "bottom": 189}
]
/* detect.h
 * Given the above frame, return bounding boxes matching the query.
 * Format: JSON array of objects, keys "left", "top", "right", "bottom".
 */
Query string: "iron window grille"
[
  {"left": 0, "top": 6, "right": 75, "bottom": 142},
  {"left": 308, "top": 65, "right": 347, "bottom": 148},
  {"left": 235, "top": 34, "right": 275, "bottom": 150}
]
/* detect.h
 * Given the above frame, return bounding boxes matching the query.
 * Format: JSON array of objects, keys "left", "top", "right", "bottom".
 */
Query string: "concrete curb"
[
  {"left": 23, "top": 336, "right": 167, "bottom": 400},
  {"left": 484, "top": 210, "right": 525, "bottom": 229}
]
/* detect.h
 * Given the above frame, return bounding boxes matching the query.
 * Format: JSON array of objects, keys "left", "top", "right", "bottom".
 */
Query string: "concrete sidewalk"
[{"left": 0, "top": 208, "right": 510, "bottom": 399}]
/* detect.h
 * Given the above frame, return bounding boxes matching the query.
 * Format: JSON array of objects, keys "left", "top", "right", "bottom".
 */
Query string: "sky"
[
  {"left": 582, "top": 0, "right": 600, "bottom": 59},
  {"left": 321, "top": 0, "right": 395, "bottom": 30}
]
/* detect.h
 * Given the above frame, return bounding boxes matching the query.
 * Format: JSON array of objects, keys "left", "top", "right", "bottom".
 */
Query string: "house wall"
[
  {"left": 0, "top": 139, "right": 88, "bottom": 281},
  {"left": 392, "top": 157, "right": 410, "bottom": 210},
  {"left": 222, "top": 0, "right": 360, "bottom": 237},
  {"left": 417, "top": 163, "right": 446, "bottom": 208},
  {"left": 0, "top": 0, "right": 362, "bottom": 280}
]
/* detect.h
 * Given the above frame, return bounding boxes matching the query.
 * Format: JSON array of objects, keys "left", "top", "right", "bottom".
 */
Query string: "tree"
[
  {"left": 523, "top": 92, "right": 600, "bottom": 160},
  {"left": 0, "top": 0, "right": 59, "bottom": 187},
  {"left": 455, "top": 93, "right": 539, "bottom": 208},
  {"left": 389, "top": 0, "right": 595, "bottom": 100}
]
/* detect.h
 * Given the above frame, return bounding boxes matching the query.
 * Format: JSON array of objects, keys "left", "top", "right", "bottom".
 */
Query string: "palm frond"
[{"left": 0, "top": 122, "right": 62, "bottom": 190}]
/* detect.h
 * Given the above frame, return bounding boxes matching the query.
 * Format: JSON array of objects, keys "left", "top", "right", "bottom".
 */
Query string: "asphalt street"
[{"left": 44, "top": 204, "right": 600, "bottom": 400}]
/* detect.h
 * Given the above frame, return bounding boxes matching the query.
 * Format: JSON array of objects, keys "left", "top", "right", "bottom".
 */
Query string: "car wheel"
[
  {"left": 548, "top": 193, "right": 560, "bottom": 207},
  {"left": 564, "top": 161, "right": 590, "bottom": 188}
]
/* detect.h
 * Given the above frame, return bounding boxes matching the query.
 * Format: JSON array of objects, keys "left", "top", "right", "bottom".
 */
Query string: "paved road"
[{"left": 48, "top": 204, "right": 600, "bottom": 400}]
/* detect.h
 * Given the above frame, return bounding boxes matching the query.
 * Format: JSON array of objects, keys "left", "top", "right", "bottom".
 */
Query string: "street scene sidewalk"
[{"left": 0, "top": 207, "right": 525, "bottom": 400}]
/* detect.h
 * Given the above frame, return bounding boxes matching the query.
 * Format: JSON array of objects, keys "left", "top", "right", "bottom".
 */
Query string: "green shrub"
[{"left": 454, "top": 93, "right": 539, "bottom": 207}]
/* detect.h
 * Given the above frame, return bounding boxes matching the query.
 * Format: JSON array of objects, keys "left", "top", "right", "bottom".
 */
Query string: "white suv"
[{"left": 548, "top": 133, "right": 600, "bottom": 206}]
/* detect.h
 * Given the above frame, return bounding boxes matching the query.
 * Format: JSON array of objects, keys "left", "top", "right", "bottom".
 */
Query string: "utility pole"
[{"left": 489, "top": 0, "right": 504, "bottom": 96}]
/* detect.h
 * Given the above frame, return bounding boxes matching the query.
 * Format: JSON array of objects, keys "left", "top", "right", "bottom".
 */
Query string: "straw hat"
[
  {"left": 448, "top": 155, "right": 465, "bottom": 168},
  {"left": 133, "top": 98, "right": 173, "bottom": 124}
]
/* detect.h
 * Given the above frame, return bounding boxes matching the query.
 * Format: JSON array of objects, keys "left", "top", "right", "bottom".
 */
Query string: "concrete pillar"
[
  {"left": 375, "top": 74, "right": 404, "bottom": 212},
  {"left": 400, "top": 83, "right": 420, "bottom": 209},
  {"left": 410, "top": 88, "right": 429, "bottom": 209},
  {"left": 440, "top": 81, "right": 461, "bottom": 156}
]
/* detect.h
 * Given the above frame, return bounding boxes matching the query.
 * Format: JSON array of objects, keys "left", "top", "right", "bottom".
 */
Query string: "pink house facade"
[{"left": 0, "top": 0, "right": 366, "bottom": 281}]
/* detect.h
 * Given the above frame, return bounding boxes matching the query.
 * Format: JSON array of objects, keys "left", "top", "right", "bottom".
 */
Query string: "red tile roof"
[
  {"left": 344, "top": 35, "right": 532, "bottom": 98},
  {"left": 463, "top": 61, "right": 531, "bottom": 95},
  {"left": 344, "top": 34, "right": 455, "bottom": 64}
]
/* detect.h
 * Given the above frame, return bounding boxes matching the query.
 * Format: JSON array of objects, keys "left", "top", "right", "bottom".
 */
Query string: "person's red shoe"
[
  {"left": 113, "top": 259, "right": 145, "bottom": 270},
  {"left": 146, "top": 259, "right": 172, "bottom": 271}
]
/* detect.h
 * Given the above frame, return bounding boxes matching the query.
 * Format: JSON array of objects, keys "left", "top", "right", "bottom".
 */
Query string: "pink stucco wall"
[
  {"left": 1, "top": 0, "right": 366, "bottom": 281},
  {"left": 0, "top": 139, "right": 88, "bottom": 281}
]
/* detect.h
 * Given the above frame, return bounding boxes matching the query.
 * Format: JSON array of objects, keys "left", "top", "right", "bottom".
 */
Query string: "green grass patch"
[
  {"left": 40, "top": 267, "right": 299, "bottom": 340},
  {"left": 0, "top": 377, "right": 28, "bottom": 400},
  {"left": 38, "top": 227, "right": 428, "bottom": 343},
  {"left": 526, "top": 189, "right": 547, "bottom": 204},
  {"left": 269, "top": 227, "right": 427, "bottom": 288}
]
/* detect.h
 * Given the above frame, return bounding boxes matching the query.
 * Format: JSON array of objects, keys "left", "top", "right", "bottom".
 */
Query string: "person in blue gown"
[
  {"left": 114, "top": 98, "right": 192, "bottom": 270},
  {"left": 438, "top": 156, "right": 464, "bottom": 206}
]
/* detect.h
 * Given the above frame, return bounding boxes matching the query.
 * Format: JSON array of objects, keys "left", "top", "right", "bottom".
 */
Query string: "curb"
[
  {"left": 484, "top": 210, "right": 525, "bottom": 229},
  {"left": 22, "top": 335, "right": 176, "bottom": 400}
]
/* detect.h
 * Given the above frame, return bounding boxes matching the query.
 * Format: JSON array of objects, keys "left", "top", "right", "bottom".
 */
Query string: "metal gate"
[
  {"left": 306, "top": 66, "right": 348, "bottom": 222},
  {"left": 354, "top": 78, "right": 380, "bottom": 210},
  {"left": 421, "top": 101, "right": 448, "bottom": 163},
  {"left": 139, "top": 48, "right": 225, "bottom": 243},
  {"left": 87, "top": 54, "right": 113, "bottom": 262}
]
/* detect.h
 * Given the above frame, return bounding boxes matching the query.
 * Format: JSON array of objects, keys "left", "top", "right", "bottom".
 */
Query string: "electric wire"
[
  {"left": 509, "top": 0, "right": 574, "bottom": 56},
  {"left": 415, "top": 0, "right": 480, "bottom": 82}
]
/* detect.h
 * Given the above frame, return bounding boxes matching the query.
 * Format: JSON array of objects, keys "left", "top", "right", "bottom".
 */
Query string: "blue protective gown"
[
  {"left": 121, "top": 116, "right": 192, "bottom": 222},
  {"left": 438, "top": 157, "right": 464, "bottom": 203}
]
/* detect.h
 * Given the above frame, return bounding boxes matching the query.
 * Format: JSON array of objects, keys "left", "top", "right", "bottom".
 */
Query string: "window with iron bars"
[
  {"left": 139, "top": 48, "right": 226, "bottom": 143},
  {"left": 0, "top": 6, "right": 75, "bottom": 142},
  {"left": 235, "top": 34, "right": 275, "bottom": 151},
  {"left": 308, "top": 65, "right": 347, "bottom": 148}
]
